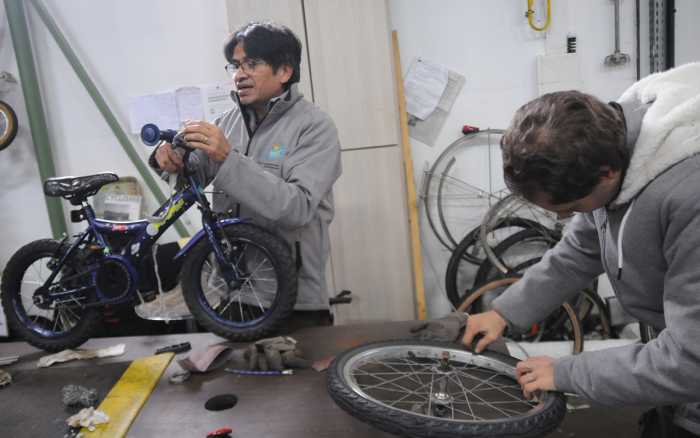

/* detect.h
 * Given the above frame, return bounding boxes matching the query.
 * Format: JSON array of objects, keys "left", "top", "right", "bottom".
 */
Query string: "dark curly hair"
[
  {"left": 501, "top": 91, "right": 629, "bottom": 204},
  {"left": 224, "top": 21, "right": 302, "bottom": 88}
]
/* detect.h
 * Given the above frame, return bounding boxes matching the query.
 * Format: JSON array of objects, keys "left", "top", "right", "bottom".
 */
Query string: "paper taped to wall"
[
  {"left": 128, "top": 80, "right": 235, "bottom": 133},
  {"left": 404, "top": 58, "right": 448, "bottom": 120}
]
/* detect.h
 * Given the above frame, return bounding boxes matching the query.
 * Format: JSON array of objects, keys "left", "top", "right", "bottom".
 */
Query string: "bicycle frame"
[{"left": 39, "top": 170, "right": 244, "bottom": 308}]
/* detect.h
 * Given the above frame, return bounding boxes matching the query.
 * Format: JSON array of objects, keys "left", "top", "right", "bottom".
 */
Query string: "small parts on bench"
[
  {"left": 224, "top": 368, "right": 294, "bottom": 376},
  {"left": 61, "top": 384, "right": 99, "bottom": 408},
  {"left": 156, "top": 342, "right": 192, "bottom": 355},
  {"left": 207, "top": 427, "right": 233, "bottom": 438},
  {"left": 0, "top": 369, "right": 11, "bottom": 388}
]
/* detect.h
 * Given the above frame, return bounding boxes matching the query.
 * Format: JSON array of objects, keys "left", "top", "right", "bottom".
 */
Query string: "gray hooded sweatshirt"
[
  {"left": 492, "top": 62, "right": 700, "bottom": 432},
  {"left": 157, "top": 84, "right": 341, "bottom": 310}
]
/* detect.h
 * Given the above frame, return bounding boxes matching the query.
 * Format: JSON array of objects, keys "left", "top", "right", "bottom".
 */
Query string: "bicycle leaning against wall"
[{"left": 0, "top": 124, "right": 297, "bottom": 352}]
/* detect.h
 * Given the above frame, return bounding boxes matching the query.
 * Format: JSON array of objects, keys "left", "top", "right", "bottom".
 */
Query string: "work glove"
[
  {"left": 228, "top": 336, "right": 310, "bottom": 371},
  {"left": 410, "top": 311, "right": 468, "bottom": 342}
]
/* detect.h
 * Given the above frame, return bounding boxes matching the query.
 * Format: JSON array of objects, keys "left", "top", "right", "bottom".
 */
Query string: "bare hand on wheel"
[
  {"left": 516, "top": 356, "right": 556, "bottom": 399},
  {"left": 461, "top": 310, "right": 507, "bottom": 353}
]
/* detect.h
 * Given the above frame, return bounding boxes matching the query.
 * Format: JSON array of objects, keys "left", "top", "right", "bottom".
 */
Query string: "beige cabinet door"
[
  {"left": 303, "top": 0, "right": 399, "bottom": 150},
  {"left": 329, "top": 146, "right": 415, "bottom": 324},
  {"left": 225, "top": 0, "right": 313, "bottom": 101}
]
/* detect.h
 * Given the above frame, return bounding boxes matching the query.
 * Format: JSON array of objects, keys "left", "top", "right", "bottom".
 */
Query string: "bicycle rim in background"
[
  {"left": 457, "top": 277, "right": 584, "bottom": 354},
  {"left": 480, "top": 194, "right": 562, "bottom": 274},
  {"left": 422, "top": 129, "right": 506, "bottom": 251}
]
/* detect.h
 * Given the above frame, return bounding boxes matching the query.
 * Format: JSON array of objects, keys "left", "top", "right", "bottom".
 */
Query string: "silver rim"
[
  {"left": 199, "top": 241, "right": 278, "bottom": 323},
  {"left": 19, "top": 256, "right": 83, "bottom": 334},
  {"left": 342, "top": 345, "right": 546, "bottom": 422},
  {"left": 0, "top": 110, "right": 8, "bottom": 138},
  {"left": 480, "top": 195, "right": 560, "bottom": 274}
]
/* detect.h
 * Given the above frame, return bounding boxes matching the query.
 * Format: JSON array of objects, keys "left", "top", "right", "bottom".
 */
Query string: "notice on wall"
[
  {"left": 409, "top": 67, "right": 466, "bottom": 147},
  {"left": 404, "top": 58, "right": 448, "bottom": 120},
  {"left": 128, "top": 80, "right": 235, "bottom": 133}
]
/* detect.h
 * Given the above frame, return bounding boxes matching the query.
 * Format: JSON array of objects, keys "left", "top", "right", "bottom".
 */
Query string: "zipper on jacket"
[
  {"left": 600, "top": 210, "right": 626, "bottom": 305},
  {"left": 234, "top": 98, "right": 284, "bottom": 217},
  {"left": 235, "top": 109, "right": 268, "bottom": 217}
]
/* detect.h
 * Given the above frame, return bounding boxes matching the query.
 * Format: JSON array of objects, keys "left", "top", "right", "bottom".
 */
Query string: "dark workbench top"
[{"left": 0, "top": 321, "right": 645, "bottom": 437}]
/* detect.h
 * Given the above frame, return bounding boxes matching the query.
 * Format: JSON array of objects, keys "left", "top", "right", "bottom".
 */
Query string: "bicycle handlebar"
[{"left": 140, "top": 123, "right": 191, "bottom": 151}]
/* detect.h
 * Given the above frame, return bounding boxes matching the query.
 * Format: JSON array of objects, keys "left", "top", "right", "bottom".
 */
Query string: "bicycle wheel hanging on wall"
[
  {"left": 328, "top": 340, "right": 567, "bottom": 438},
  {"left": 0, "top": 100, "right": 18, "bottom": 151},
  {"left": 480, "top": 194, "right": 562, "bottom": 275},
  {"left": 422, "top": 129, "right": 506, "bottom": 251}
]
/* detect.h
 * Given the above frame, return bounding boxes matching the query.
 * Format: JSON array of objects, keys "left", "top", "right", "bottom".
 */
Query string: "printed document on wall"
[
  {"left": 128, "top": 81, "right": 235, "bottom": 133},
  {"left": 404, "top": 58, "right": 448, "bottom": 120}
]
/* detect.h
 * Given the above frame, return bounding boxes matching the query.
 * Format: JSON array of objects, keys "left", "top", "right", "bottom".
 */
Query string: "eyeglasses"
[{"left": 225, "top": 58, "right": 264, "bottom": 75}]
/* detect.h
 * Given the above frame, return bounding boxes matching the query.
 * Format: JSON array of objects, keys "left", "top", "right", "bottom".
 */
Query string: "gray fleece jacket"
[
  {"left": 492, "top": 62, "right": 700, "bottom": 431},
  {"left": 169, "top": 84, "right": 341, "bottom": 310}
]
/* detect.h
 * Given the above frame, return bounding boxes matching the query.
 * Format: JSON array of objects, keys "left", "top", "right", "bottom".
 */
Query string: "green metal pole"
[
  {"left": 25, "top": 0, "right": 189, "bottom": 237},
  {"left": 4, "top": 0, "right": 67, "bottom": 239}
]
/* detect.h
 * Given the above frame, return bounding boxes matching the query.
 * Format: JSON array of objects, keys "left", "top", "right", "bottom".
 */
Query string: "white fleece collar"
[{"left": 612, "top": 62, "right": 700, "bottom": 207}]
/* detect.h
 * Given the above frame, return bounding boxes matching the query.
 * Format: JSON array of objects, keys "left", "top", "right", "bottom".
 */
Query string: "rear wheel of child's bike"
[
  {"left": 1, "top": 239, "right": 101, "bottom": 352},
  {"left": 181, "top": 223, "right": 297, "bottom": 341},
  {"left": 327, "top": 340, "right": 567, "bottom": 438}
]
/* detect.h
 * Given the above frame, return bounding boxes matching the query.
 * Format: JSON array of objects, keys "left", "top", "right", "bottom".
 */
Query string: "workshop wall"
[
  {"left": 675, "top": 0, "right": 700, "bottom": 66},
  {"left": 0, "top": 0, "right": 231, "bottom": 267},
  {"left": 0, "top": 1, "right": 53, "bottom": 269},
  {"left": 389, "top": 0, "right": 640, "bottom": 316}
]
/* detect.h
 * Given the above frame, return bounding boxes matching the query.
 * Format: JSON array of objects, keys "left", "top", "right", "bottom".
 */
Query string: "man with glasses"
[{"left": 151, "top": 22, "right": 341, "bottom": 322}]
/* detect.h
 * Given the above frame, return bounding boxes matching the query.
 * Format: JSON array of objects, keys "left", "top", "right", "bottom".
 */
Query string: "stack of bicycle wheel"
[{"left": 422, "top": 130, "right": 612, "bottom": 354}]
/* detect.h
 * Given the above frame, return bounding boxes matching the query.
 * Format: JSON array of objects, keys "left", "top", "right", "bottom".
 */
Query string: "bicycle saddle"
[{"left": 44, "top": 172, "right": 119, "bottom": 202}]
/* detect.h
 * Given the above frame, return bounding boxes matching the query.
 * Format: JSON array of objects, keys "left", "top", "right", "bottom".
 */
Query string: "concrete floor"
[{"left": 0, "top": 321, "right": 646, "bottom": 437}]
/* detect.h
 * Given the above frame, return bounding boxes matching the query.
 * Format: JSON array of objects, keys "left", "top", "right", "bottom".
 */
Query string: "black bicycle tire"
[
  {"left": 457, "top": 277, "right": 584, "bottom": 354},
  {"left": 480, "top": 194, "right": 559, "bottom": 275},
  {"left": 0, "top": 100, "right": 18, "bottom": 151},
  {"left": 0, "top": 239, "right": 102, "bottom": 352},
  {"left": 445, "top": 218, "right": 554, "bottom": 308},
  {"left": 327, "top": 339, "right": 567, "bottom": 438},
  {"left": 181, "top": 223, "right": 297, "bottom": 341},
  {"left": 473, "top": 228, "right": 558, "bottom": 289}
]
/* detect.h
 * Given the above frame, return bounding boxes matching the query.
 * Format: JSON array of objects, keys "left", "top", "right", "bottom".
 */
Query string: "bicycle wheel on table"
[
  {"left": 423, "top": 129, "right": 506, "bottom": 251},
  {"left": 457, "top": 277, "right": 584, "bottom": 354},
  {"left": 328, "top": 340, "right": 567, "bottom": 438}
]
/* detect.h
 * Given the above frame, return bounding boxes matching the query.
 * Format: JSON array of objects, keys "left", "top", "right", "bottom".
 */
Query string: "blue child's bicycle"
[{"left": 0, "top": 125, "right": 297, "bottom": 352}]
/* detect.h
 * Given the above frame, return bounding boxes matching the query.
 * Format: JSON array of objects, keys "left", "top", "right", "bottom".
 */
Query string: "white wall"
[
  {"left": 0, "top": 0, "right": 53, "bottom": 268},
  {"left": 389, "top": 0, "right": 639, "bottom": 317},
  {"left": 675, "top": 0, "right": 700, "bottom": 66},
  {"left": 0, "top": 1, "right": 231, "bottom": 267}
]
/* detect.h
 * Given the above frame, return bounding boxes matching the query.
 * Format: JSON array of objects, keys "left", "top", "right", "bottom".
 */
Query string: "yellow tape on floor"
[{"left": 82, "top": 353, "right": 174, "bottom": 437}]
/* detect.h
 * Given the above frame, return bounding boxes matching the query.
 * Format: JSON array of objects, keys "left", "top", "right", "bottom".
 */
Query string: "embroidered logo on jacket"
[{"left": 268, "top": 143, "right": 287, "bottom": 160}]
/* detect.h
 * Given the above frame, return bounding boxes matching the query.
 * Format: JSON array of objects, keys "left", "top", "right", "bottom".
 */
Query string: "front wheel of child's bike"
[
  {"left": 181, "top": 223, "right": 297, "bottom": 341},
  {"left": 327, "top": 340, "right": 567, "bottom": 438}
]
